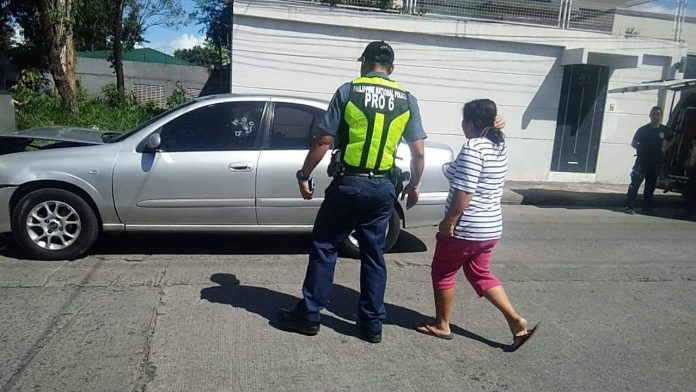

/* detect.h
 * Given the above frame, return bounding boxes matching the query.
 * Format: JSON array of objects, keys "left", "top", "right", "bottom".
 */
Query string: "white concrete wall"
[
  {"left": 614, "top": 13, "right": 696, "bottom": 53},
  {"left": 76, "top": 57, "right": 211, "bottom": 99},
  {"left": 232, "top": 0, "right": 686, "bottom": 183}
]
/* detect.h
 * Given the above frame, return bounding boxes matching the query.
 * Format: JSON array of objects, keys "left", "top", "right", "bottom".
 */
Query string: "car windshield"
[{"left": 108, "top": 100, "right": 198, "bottom": 143}]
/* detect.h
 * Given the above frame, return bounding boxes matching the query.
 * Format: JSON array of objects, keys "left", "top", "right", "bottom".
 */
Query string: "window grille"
[{"left": 133, "top": 84, "right": 166, "bottom": 107}]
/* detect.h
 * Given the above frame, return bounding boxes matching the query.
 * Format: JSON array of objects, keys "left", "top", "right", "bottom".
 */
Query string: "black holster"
[
  {"left": 327, "top": 149, "right": 345, "bottom": 177},
  {"left": 390, "top": 166, "right": 411, "bottom": 195}
]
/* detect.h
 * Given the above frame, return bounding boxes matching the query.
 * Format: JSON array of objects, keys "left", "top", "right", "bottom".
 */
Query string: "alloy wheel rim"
[
  {"left": 347, "top": 226, "right": 390, "bottom": 248},
  {"left": 25, "top": 200, "right": 81, "bottom": 250}
]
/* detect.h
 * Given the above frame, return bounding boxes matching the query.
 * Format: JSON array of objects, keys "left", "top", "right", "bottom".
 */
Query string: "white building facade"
[{"left": 231, "top": 0, "right": 687, "bottom": 183}]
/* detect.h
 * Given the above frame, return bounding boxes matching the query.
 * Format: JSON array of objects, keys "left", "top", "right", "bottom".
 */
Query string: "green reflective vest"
[{"left": 340, "top": 76, "right": 411, "bottom": 172}]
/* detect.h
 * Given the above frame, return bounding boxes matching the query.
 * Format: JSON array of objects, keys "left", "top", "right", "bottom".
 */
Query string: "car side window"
[
  {"left": 158, "top": 102, "right": 265, "bottom": 152},
  {"left": 269, "top": 103, "right": 324, "bottom": 150}
]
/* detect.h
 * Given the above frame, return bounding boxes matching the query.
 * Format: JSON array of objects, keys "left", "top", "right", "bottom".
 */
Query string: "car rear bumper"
[{"left": 0, "top": 185, "right": 17, "bottom": 233}]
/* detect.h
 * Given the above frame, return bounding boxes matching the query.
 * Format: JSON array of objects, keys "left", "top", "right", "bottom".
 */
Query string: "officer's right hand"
[{"left": 299, "top": 180, "right": 313, "bottom": 200}]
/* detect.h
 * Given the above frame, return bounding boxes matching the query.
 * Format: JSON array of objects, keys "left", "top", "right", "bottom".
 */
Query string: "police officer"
[
  {"left": 276, "top": 41, "right": 426, "bottom": 343},
  {"left": 625, "top": 106, "right": 674, "bottom": 214}
]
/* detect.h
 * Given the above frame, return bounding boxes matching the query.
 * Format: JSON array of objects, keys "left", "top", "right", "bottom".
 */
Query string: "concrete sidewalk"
[{"left": 503, "top": 181, "right": 685, "bottom": 208}]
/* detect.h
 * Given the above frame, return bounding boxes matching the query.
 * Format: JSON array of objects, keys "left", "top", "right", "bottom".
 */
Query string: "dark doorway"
[{"left": 551, "top": 64, "right": 609, "bottom": 173}]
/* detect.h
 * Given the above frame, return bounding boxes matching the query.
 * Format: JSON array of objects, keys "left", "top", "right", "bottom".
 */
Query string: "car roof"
[{"left": 194, "top": 93, "right": 330, "bottom": 108}]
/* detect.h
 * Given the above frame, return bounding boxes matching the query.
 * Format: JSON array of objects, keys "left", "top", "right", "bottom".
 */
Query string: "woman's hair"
[{"left": 463, "top": 99, "right": 505, "bottom": 146}]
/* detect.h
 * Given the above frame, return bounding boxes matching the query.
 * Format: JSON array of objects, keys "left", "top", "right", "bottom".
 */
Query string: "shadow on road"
[
  {"left": 512, "top": 188, "right": 680, "bottom": 207},
  {"left": 0, "top": 234, "right": 23, "bottom": 259},
  {"left": 511, "top": 188, "right": 696, "bottom": 220},
  {"left": 389, "top": 230, "right": 428, "bottom": 254},
  {"left": 200, "top": 273, "right": 508, "bottom": 350},
  {"left": 0, "top": 232, "right": 313, "bottom": 258},
  {"left": 93, "top": 233, "right": 312, "bottom": 255},
  {"left": 0, "top": 230, "right": 429, "bottom": 259}
]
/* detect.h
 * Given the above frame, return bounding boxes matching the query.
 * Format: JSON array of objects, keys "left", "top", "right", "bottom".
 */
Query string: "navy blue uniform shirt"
[{"left": 633, "top": 124, "right": 672, "bottom": 165}]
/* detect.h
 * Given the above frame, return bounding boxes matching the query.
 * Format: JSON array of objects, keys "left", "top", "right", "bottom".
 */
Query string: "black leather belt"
[
  {"left": 343, "top": 172, "right": 389, "bottom": 178},
  {"left": 341, "top": 168, "right": 390, "bottom": 178}
]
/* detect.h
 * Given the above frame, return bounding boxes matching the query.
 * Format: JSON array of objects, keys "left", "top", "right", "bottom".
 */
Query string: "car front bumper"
[{"left": 0, "top": 185, "right": 17, "bottom": 233}]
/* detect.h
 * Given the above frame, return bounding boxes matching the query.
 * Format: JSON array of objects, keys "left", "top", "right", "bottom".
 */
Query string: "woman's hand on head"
[{"left": 493, "top": 115, "right": 505, "bottom": 130}]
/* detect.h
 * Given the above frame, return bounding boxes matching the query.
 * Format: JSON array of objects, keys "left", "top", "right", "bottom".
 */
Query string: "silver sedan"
[{"left": 0, "top": 94, "right": 452, "bottom": 260}]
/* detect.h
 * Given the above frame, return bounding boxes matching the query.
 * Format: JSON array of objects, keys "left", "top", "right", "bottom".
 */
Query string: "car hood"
[{"left": 0, "top": 126, "right": 115, "bottom": 144}]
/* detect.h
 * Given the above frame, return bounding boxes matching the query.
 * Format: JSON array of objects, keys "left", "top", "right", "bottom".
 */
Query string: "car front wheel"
[
  {"left": 339, "top": 207, "right": 401, "bottom": 259},
  {"left": 12, "top": 188, "right": 99, "bottom": 260}
]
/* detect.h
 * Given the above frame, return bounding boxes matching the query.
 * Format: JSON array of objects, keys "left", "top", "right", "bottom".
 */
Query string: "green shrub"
[
  {"left": 9, "top": 69, "right": 51, "bottom": 94},
  {"left": 167, "top": 89, "right": 190, "bottom": 109},
  {"left": 100, "top": 82, "right": 138, "bottom": 107},
  {"left": 12, "top": 88, "right": 165, "bottom": 133}
]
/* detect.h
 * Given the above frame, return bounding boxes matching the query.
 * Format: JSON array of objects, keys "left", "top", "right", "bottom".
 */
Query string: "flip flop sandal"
[
  {"left": 415, "top": 321, "right": 454, "bottom": 340},
  {"left": 511, "top": 322, "right": 541, "bottom": 352}
]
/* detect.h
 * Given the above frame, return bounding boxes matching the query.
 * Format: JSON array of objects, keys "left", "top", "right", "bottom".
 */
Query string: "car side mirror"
[{"left": 145, "top": 133, "right": 161, "bottom": 152}]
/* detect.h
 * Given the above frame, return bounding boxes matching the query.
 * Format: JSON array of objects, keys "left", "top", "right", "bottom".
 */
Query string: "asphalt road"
[{"left": 1, "top": 206, "right": 695, "bottom": 392}]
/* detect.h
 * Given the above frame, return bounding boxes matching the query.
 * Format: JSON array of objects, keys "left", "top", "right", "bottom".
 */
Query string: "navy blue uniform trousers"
[
  {"left": 292, "top": 175, "right": 396, "bottom": 332},
  {"left": 627, "top": 160, "right": 660, "bottom": 208}
]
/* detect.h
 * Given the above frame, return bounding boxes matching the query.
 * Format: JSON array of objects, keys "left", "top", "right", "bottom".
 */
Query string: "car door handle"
[{"left": 229, "top": 163, "right": 253, "bottom": 171}]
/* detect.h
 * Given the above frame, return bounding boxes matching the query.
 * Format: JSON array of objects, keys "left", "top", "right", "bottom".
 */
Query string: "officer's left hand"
[
  {"left": 401, "top": 182, "right": 420, "bottom": 209},
  {"left": 298, "top": 180, "right": 313, "bottom": 200},
  {"left": 494, "top": 115, "right": 505, "bottom": 130}
]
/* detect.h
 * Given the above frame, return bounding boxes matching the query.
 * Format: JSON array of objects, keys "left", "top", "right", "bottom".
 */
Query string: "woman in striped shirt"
[{"left": 416, "top": 99, "right": 538, "bottom": 351}]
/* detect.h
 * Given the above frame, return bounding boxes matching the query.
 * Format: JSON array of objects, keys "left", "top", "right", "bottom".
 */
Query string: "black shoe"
[
  {"left": 357, "top": 324, "right": 382, "bottom": 343},
  {"left": 642, "top": 207, "right": 655, "bottom": 215},
  {"left": 624, "top": 207, "right": 636, "bottom": 215},
  {"left": 275, "top": 309, "right": 319, "bottom": 336}
]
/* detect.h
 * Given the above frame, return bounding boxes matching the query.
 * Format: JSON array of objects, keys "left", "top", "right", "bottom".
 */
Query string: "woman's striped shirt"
[{"left": 444, "top": 137, "right": 508, "bottom": 241}]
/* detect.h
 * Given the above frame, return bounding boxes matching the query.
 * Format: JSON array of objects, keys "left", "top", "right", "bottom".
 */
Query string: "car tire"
[
  {"left": 339, "top": 207, "right": 401, "bottom": 259},
  {"left": 11, "top": 188, "right": 99, "bottom": 260}
]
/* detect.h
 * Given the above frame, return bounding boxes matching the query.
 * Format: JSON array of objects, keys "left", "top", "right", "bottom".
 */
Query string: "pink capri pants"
[{"left": 431, "top": 233, "right": 501, "bottom": 296}]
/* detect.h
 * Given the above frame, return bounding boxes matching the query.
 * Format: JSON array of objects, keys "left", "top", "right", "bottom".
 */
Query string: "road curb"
[{"left": 502, "top": 184, "right": 684, "bottom": 208}]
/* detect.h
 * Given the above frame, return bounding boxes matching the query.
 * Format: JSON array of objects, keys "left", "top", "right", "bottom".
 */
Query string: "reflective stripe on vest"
[{"left": 342, "top": 76, "right": 411, "bottom": 171}]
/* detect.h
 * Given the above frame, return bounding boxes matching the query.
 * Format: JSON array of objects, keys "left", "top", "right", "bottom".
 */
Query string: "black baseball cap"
[{"left": 358, "top": 41, "right": 395, "bottom": 65}]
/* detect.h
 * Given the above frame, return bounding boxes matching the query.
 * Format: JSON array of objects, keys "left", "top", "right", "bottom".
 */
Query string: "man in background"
[{"left": 626, "top": 106, "right": 674, "bottom": 214}]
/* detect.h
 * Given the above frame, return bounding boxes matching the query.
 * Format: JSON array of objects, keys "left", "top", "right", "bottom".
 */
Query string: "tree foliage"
[
  {"left": 3, "top": 0, "right": 51, "bottom": 71},
  {"left": 2, "top": 0, "right": 186, "bottom": 90},
  {"left": 192, "top": 0, "right": 232, "bottom": 55},
  {"left": 72, "top": 0, "right": 176, "bottom": 53},
  {"left": 9, "top": 68, "right": 50, "bottom": 93},
  {"left": 0, "top": 0, "right": 13, "bottom": 51},
  {"left": 4, "top": 0, "right": 88, "bottom": 107},
  {"left": 37, "top": 0, "right": 79, "bottom": 110},
  {"left": 129, "top": 0, "right": 185, "bottom": 32},
  {"left": 72, "top": 0, "right": 112, "bottom": 51},
  {"left": 174, "top": 44, "right": 221, "bottom": 69},
  {"left": 192, "top": 0, "right": 232, "bottom": 89},
  {"left": 112, "top": 0, "right": 185, "bottom": 91}
]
